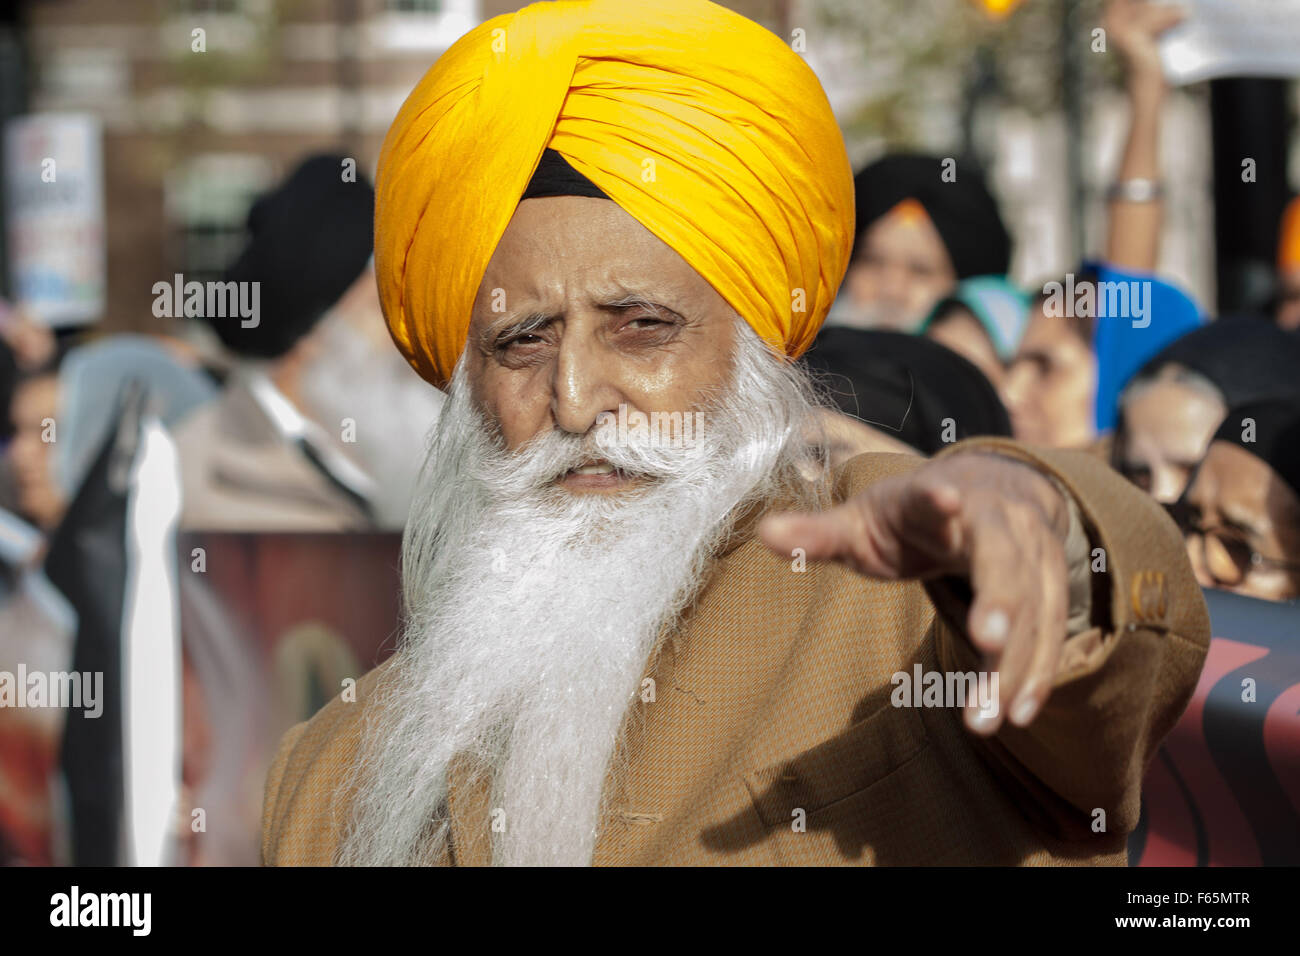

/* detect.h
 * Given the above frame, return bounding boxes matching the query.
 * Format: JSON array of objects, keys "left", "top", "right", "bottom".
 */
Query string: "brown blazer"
[{"left": 261, "top": 438, "right": 1209, "bottom": 865}]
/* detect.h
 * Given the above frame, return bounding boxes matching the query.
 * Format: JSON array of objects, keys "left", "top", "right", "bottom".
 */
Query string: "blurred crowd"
[
  {"left": 0, "top": 152, "right": 443, "bottom": 865},
  {"left": 1, "top": 0, "right": 1300, "bottom": 864},
  {"left": 1, "top": 5, "right": 1298, "bottom": 618},
  {"left": 811, "top": 0, "right": 1300, "bottom": 606}
]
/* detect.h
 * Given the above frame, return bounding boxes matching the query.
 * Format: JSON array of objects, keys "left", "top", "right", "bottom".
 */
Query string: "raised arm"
[{"left": 1102, "top": 0, "right": 1185, "bottom": 272}]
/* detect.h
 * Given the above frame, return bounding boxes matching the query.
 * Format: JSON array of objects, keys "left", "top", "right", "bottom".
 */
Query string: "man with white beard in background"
[
  {"left": 175, "top": 154, "right": 443, "bottom": 531},
  {"left": 298, "top": 263, "right": 446, "bottom": 528},
  {"left": 261, "top": 0, "right": 1208, "bottom": 867}
]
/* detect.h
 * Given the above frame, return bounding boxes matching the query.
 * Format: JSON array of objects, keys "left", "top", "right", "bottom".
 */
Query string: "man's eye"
[{"left": 500, "top": 333, "right": 542, "bottom": 349}]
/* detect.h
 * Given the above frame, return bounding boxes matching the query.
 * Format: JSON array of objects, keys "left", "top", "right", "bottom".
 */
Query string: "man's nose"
[{"left": 550, "top": 332, "right": 622, "bottom": 436}]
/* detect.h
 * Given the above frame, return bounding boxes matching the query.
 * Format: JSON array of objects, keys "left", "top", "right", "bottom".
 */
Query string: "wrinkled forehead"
[
  {"left": 1195, "top": 441, "right": 1287, "bottom": 522},
  {"left": 470, "top": 195, "right": 738, "bottom": 329}
]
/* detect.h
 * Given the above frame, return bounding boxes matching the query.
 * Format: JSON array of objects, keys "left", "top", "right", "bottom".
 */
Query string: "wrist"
[
  {"left": 1033, "top": 472, "right": 1072, "bottom": 542},
  {"left": 1007, "top": 459, "right": 1072, "bottom": 541},
  {"left": 1127, "top": 74, "right": 1167, "bottom": 111},
  {"left": 969, "top": 452, "right": 1072, "bottom": 542}
]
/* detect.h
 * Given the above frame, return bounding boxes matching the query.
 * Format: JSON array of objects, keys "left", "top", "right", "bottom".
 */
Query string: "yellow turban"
[{"left": 375, "top": 0, "right": 854, "bottom": 389}]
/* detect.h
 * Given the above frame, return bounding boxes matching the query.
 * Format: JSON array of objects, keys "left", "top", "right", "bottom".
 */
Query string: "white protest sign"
[
  {"left": 3, "top": 113, "right": 106, "bottom": 327},
  {"left": 1158, "top": 0, "right": 1300, "bottom": 85}
]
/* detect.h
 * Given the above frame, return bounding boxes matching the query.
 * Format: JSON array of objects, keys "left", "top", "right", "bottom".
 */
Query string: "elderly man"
[{"left": 261, "top": 0, "right": 1208, "bottom": 867}]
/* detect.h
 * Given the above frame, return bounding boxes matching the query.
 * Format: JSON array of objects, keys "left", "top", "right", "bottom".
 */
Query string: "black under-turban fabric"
[
  {"left": 521, "top": 148, "right": 609, "bottom": 200},
  {"left": 1212, "top": 398, "right": 1300, "bottom": 500},
  {"left": 802, "top": 327, "right": 1012, "bottom": 455},
  {"left": 853, "top": 153, "right": 1011, "bottom": 280},
  {"left": 1133, "top": 315, "right": 1300, "bottom": 409},
  {"left": 216, "top": 153, "right": 375, "bottom": 359}
]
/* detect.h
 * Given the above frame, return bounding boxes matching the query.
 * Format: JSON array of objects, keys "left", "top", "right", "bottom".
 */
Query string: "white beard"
[{"left": 337, "top": 323, "right": 825, "bottom": 866}]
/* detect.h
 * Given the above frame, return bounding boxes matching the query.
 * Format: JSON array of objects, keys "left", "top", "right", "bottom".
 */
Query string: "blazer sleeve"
[
  {"left": 260, "top": 720, "right": 308, "bottom": 865},
  {"left": 925, "top": 437, "right": 1211, "bottom": 842}
]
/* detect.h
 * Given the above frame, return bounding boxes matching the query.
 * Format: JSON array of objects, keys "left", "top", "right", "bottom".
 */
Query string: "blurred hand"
[
  {"left": 1104, "top": 0, "right": 1186, "bottom": 89},
  {"left": 0, "top": 303, "right": 56, "bottom": 371},
  {"left": 758, "top": 452, "right": 1072, "bottom": 737}
]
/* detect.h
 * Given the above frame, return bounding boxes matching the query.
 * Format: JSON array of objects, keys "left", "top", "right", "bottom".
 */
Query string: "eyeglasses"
[{"left": 1165, "top": 499, "right": 1300, "bottom": 584}]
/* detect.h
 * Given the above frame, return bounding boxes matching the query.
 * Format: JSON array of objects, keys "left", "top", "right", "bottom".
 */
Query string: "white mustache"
[{"left": 474, "top": 411, "right": 716, "bottom": 497}]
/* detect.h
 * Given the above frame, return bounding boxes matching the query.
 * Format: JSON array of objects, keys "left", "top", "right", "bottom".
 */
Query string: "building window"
[
  {"left": 164, "top": 154, "right": 274, "bottom": 283},
  {"left": 180, "top": 0, "right": 243, "bottom": 13},
  {"left": 372, "top": 0, "right": 476, "bottom": 51},
  {"left": 388, "top": 0, "right": 443, "bottom": 12}
]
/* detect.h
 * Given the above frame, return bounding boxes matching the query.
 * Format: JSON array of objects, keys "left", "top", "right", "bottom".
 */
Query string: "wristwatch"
[{"left": 1107, "top": 178, "right": 1164, "bottom": 203}]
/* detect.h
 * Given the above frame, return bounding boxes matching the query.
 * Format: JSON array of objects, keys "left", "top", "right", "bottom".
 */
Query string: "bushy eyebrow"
[
  {"left": 594, "top": 291, "right": 684, "bottom": 320},
  {"left": 480, "top": 310, "right": 556, "bottom": 350},
  {"left": 480, "top": 292, "right": 683, "bottom": 350},
  {"left": 596, "top": 291, "right": 661, "bottom": 310}
]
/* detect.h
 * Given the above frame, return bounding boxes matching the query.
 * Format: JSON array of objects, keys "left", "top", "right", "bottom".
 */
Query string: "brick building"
[{"left": 14, "top": 0, "right": 788, "bottom": 335}]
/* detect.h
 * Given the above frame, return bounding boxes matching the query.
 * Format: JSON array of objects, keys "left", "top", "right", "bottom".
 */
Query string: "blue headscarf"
[{"left": 1087, "top": 262, "right": 1203, "bottom": 432}]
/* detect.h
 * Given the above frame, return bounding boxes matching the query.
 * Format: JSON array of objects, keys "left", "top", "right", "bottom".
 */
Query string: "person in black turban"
[
  {"left": 802, "top": 327, "right": 1012, "bottom": 456},
  {"left": 834, "top": 153, "right": 1012, "bottom": 334},
  {"left": 214, "top": 154, "right": 375, "bottom": 358},
  {"left": 1114, "top": 316, "right": 1300, "bottom": 503},
  {"left": 172, "top": 153, "right": 443, "bottom": 531},
  {"left": 1173, "top": 397, "right": 1300, "bottom": 602}
]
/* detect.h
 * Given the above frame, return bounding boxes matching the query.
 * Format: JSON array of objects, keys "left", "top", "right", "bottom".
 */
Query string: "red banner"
[
  {"left": 1130, "top": 588, "right": 1300, "bottom": 865},
  {"left": 175, "top": 532, "right": 401, "bottom": 866}
]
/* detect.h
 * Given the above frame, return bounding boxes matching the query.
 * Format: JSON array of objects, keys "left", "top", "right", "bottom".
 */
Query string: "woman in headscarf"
[
  {"left": 1112, "top": 317, "right": 1300, "bottom": 503},
  {"left": 919, "top": 276, "right": 1031, "bottom": 391},
  {"left": 998, "top": 0, "right": 1195, "bottom": 454},
  {"left": 1172, "top": 398, "right": 1300, "bottom": 602},
  {"left": 1000, "top": 262, "right": 1201, "bottom": 451}
]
